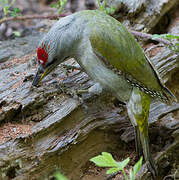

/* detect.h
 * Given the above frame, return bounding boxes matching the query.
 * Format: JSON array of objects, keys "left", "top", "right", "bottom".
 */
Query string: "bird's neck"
[{"left": 55, "top": 22, "right": 83, "bottom": 61}]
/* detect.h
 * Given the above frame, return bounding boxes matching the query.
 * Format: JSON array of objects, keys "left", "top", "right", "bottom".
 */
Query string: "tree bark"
[{"left": 0, "top": 0, "right": 178, "bottom": 179}]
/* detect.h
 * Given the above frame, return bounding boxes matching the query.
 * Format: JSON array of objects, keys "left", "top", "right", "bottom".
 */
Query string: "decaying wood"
[
  {"left": 0, "top": 46, "right": 178, "bottom": 180},
  {"left": 0, "top": 0, "right": 178, "bottom": 180},
  {"left": 0, "top": 14, "right": 70, "bottom": 25},
  {"left": 108, "top": 0, "right": 179, "bottom": 32}
]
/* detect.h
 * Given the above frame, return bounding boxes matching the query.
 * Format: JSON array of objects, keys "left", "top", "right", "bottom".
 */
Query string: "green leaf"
[
  {"left": 90, "top": 152, "right": 118, "bottom": 167},
  {"left": 13, "top": 31, "right": 21, "bottom": 37},
  {"left": 3, "top": 6, "right": 9, "bottom": 16},
  {"left": 0, "top": 0, "right": 8, "bottom": 6},
  {"left": 133, "top": 156, "right": 143, "bottom": 176},
  {"left": 152, "top": 34, "right": 162, "bottom": 40},
  {"left": 54, "top": 172, "right": 68, "bottom": 180},
  {"left": 129, "top": 168, "right": 134, "bottom": 180},
  {"left": 105, "top": 6, "right": 116, "bottom": 15},
  {"left": 165, "top": 34, "right": 179, "bottom": 40},
  {"left": 58, "top": 0, "right": 67, "bottom": 14},
  {"left": 117, "top": 157, "right": 130, "bottom": 170},
  {"left": 9, "top": 0, "right": 16, "bottom": 7},
  {"left": 50, "top": 4, "right": 58, "bottom": 8},
  {"left": 97, "top": 0, "right": 101, "bottom": 9},
  {"left": 9, "top": 7, "right": 21, "bottom": 17},
  {"left": 97, "top": 0, "right": 106, "bottom": 11},
  {"left": 152, "top": 34, "right": 179, "bottom": 41},
  {"left": 13, "top": 7, "right": 20, "bottom": 13},
  {"left": 50, "top": 0, "right": 67, "bottom": 14},
  {"left": 106, "top": 167, "right": 120, "bottom": 174}
]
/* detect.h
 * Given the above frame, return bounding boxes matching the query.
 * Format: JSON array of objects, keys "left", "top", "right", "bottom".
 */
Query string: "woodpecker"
[{"left": 32, "top": 10, "right": 177, "bottom": 177}]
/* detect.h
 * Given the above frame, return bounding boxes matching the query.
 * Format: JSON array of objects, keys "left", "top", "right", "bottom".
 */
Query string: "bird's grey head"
[
  {"left": 31, "top": 38, "right": 59, "bottom": 86},
  {"left": 32, "top": 15, "right": 78, "bottom": 86}
]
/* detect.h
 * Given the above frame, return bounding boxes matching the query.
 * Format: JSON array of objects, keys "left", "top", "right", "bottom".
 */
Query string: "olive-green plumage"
[
  {"left": 75, "top": 10, "right": 175, "bottom": 104},
  {"left": 32, "top": 10, "right": 177, "bottom": 178},
  {"left": 89, "top": 13, "right": 160, "bottom": 91}
]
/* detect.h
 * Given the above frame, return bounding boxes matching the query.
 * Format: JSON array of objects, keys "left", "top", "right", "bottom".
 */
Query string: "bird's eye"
[
  {"left": 39, "top": 60, "right": 44, "bottom": 64},
  {"left": 37, "top": 47, "right": 48, "bottom": 65}
]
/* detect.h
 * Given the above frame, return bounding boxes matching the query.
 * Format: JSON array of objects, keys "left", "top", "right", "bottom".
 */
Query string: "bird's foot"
[
  {"left": 71, "top": 83, "right": 103, "bottom": 96},
  {"left": 62, "top": 64, "right": 82, "bottom": 76},
  {"left": 59, "top": 83, "right": 103, "bottom": 113},
  {"left": 136, "top": 160, "right": 158, "bottom": 180},
  {"left": 59, "top": 84, "right": 88, "bottom": 113},
  {"left": 86, "top": 83, "right": 103, "bottom": 95},
  {"left": 59, "top": 84, "right": 81, "bottom": 100},
  {"left": 146, "top": 159, "right": 158, "bottom": 179}
]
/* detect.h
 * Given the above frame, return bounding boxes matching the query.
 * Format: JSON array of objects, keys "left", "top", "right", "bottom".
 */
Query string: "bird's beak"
[
  {"left": 32, "top": 65, "right": 47, "bottom": 86},
  {"left": 32, "top": 58, "right": 59, "bottom": 86}
]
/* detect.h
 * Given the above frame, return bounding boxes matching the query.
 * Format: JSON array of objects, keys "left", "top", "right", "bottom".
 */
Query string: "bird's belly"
[
  {"left": 90, "top": 66, "right": 132, "bottom": 102},
  {"left": 79, "top": 54, "right": 132, "bottom": 103}
]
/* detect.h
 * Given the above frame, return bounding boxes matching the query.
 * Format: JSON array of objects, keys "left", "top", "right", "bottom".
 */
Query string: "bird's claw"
[
  {"left": 59, "top": 84, "right": 88, "bottom": 113},
  {"left": 146, "top": 160, "right": 158, "bottom": 179},
  {"left": 62, "top": 64, "right": 82, "bottom": 76}
]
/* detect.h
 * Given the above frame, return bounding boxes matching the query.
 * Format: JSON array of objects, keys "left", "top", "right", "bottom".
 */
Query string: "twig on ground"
[
  {"left": 105, "top": 172, "right": 119, "bottom": 180},
  {"left": 0, "top": 13, "right": 70, "bottom": 24},
  {"left": 145, "top": 44, "right": 164, "bottom": 53},
  {"left": 130, "top": 30, "right": 173, "bottom": 46},
  {"left": 0, "top": 13, "right": 173, "bottom": 47}
]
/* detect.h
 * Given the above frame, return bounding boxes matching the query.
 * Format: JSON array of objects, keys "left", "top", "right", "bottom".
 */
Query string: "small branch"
[
  {"left": 0, "top": 13, "right": 173, "bottom": 47},
  {"left": 130, "top": 30, "right": 173, "bottom": 46},
  {"left": 145, "top": 44, "right": 164, "bottom": 53},
  {"left": 0, "top": 13, "right": 70, "bottom": 25},
  {"left": 106, "top": 172, "right": 119, "bottom": 180}
]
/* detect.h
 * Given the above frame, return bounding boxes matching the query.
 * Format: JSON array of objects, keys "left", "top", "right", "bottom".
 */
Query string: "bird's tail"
[
  {"left": 127, "top": 88, "right": 158, "bottom": 177},
  {"left": 145, "top": 54, "right": 177, "bottom": 104},
  {"left": 161, "top": 86, "right": 177, "bottom": 105},
  {"left": 135, "top": 127, "right": 158, "bottom": 177}
]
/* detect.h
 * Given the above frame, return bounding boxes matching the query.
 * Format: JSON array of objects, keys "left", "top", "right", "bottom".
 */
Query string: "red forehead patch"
[{"left": 37, "top": 47, "right": 48, "bottom": 65}]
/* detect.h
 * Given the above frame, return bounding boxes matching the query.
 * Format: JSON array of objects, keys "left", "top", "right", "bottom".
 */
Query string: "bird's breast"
[{"left": 77, "top": 47, "right": 132, "bottom": 103}]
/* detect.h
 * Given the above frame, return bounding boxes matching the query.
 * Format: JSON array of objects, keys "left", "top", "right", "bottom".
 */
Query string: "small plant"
[
  {"left": 51, "top": 0, "right": 68, "bottom": 14},
  {"left": 152, "top": 34, "right": 179, "bottom": 52},
  {"left": 97, "top": 0, "right": 115, "bottom": 15},
  {"left": 152, "top": 34, "right": 179, "bottom": 41},
  {"left": 105, "top": 6, "right": 115, "bottom": 15},
  {"left": 54, "top": 171, "right": 68, "bottom": 180},
  {"left": 0, "top": 0, "right": 21, "bottom": 17},
  {"left": 13, "top": 31, "right": 21, "bottom": 37},
  {"left": 90, "top": 152, "right": 143, "bottom": 180},
  {"left": 97, "top": 0, "right": 106, "bottom": 11},
  {"left": 129, "top": 156, "right": 143, "bottom": 180}
]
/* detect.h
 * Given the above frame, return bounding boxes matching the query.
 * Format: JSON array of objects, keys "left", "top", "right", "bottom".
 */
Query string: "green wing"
[{"left": 89, "top": 12, "right": 162, "bottom": 92}]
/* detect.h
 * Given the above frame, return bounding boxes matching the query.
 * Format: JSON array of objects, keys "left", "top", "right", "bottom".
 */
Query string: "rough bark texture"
[
  {"left": 0, "top": 0, "right": 178, "bottom": 180},
  {"left": 107, "top": 0, "right": 179, "bottom": 32}
]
